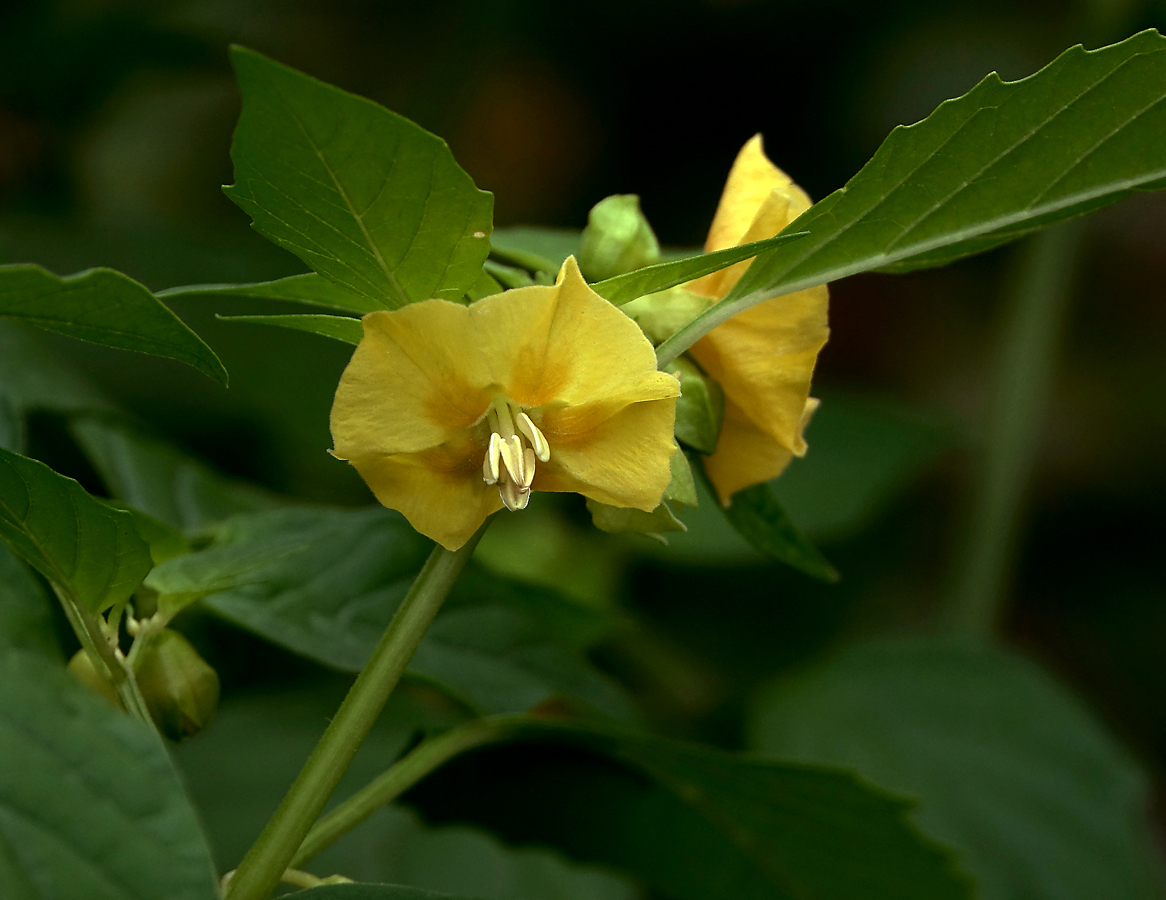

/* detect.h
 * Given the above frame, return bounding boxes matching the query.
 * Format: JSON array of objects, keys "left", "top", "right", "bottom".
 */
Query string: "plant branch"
[
  {"left": 942, "top": 221, "right": 1084, "bottom": 634},
  {"left": 223, "top": 523, "right": 490, "bottom": 900},
  {"left": 292, "top": 716, "right": 523, "bottom": 869}
]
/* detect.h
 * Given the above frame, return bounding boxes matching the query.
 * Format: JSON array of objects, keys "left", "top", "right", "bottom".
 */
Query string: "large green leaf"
[
  {"left": 749, "top": 638, "right": 1166, "bottom": 900},
  {"left": 0, "top": 265, "right": 227, "bottom": 385},
  {"left": 489, "top": 227, "right": 581, "bottom": 275},
  {"left": 159, "top": 272, "right": 379, "bottom": 314},
  {"left": 146, "top": 506, "right": 636, "bottom": 721},
  {"left": 225, "top": 47, "right": 494, "bottom": 308},
  {"left": 408, "top": 718, "right": 970, "bottom": 900},
  {"left": 69, "top": 415, "right": 279, "bottom": 533},
  {"left": 0, "top": 447, "right": 152, "bottom": 614},
  {"left": 658, "top": 30, "right": 1166, "bottom": 365},
  {"left": 218, "top": 313, "right": 363, "bottom": 345},
  {"left": 0, "top": 649, "right": 219, "bottom": 900},
  {"left": 0, "top": 545, "right": 60, "bottom": 660},
  {"left": 175, "top": 683, "right": 634, "bottom": 899}
]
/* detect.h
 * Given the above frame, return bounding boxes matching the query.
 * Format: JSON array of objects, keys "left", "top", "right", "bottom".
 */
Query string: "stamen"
[
  {"left": 516, "top": 412, "right": 551, "bottom": 462},
  {"left": 482, "top": 398, "right": 550, "bottom": 511},
  {"left": 483, "top": 433, "right": 502, "bottom": 484}
]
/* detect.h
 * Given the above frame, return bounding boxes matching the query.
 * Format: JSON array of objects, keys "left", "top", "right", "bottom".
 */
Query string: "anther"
[
  {"left": 483, "top": 433, "right": 502, "bottom": 485},
  {"left": 516, "top": 412, "right": 551, "bottom": 462}
]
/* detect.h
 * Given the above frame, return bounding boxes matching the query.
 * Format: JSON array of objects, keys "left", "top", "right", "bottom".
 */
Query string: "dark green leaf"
[
  {"left": 718, "top": 479, "right": 838, "bottom": 583},
  {"left": 0, "top": 545, "right": 60, "bottom": 660},
  {"left": 147, "top": 506, "right": 636, "bottom": 720},
  {"left": 749, "top": 638, "right": 1166, "bottom": 900},
  {"left": 593, "top": 232, "right": 807, "bottom": 306},
  {"left": 772, "top": 394, "right": 955, "bottom": 541},
  {"left": 158, "top": 272, "right": 380, "bottom": 315},
  {"left": 218, "top": 313, "right": 363, "bottom": 345},
  {"left": 69, "top": 415, "right": 279, "bottom": 533},
  {"left": 225, "top": 47, "right": 493, "bottom": 308},
  {"left": 0, "top": 447, "right": 153, "bottom": 614},
  {"left": 0, "top": 649, "right": 219, "bottom": 899},
  {"left": 489, "top": 227, "right": 580, "bottom": 274},
  {"left": 293, "top": 887, "right": 482, "bottom": 900},
  {"left": 659, "top": 31, "right": 1166, "bottom": 365},
  {"left": 0, "top": 322, "right": 116, "bottom": 427},
  {"left": 409, "top": 718, "right": 971, "bottom": 900},
  {"left": 0, "top": 265, "right": 227, "bottom": 385}
]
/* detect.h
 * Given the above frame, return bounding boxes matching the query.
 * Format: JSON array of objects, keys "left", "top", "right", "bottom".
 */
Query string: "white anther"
[
  {"left": 483, "top": 433, "right": 502, "bottom": 484},
  {"left": 498, "top": 434, "right": 525, "bottom": 486},
  {"left": 522, "top": 447, "right": 536, "bottom": 490},
  {"left": 516, "top": 412, "right": 551, "bottom": 462},
  {"left": 498, "top": 476, "right": 531, "bottom": 512}
]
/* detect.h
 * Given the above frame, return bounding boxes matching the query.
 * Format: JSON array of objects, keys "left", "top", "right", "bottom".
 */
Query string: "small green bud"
[
  {"left": 578, "top": 194, "right": 661, "bottom": 281},
  {"left": 586, "top": 497, "right": 686, "bottom": 543},
  {"left": 67, "top": 649, "right": 123, "bottom": 709},
  {"left": 668, "top": 358, "right": 725, "bottom": 455},
  {"left": 135, "top": 629, "right": 220, "bottom": 740}
]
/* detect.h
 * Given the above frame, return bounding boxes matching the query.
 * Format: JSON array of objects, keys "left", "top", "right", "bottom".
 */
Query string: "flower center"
[{"left": 481, "top": 397, "right": 551, "bottom": 511}]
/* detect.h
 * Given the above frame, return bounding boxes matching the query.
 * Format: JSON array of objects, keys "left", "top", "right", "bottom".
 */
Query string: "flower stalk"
[{"left": 223, "top": 522, "right": 490, "bottom": 900}]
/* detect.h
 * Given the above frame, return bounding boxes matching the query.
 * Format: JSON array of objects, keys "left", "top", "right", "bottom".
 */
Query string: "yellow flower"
[
  {"left": 686, "top": 135, "right": 829, "bottom": 506},
  {"left": 330, "top": 257, "right": 681, "bottom": 550}
]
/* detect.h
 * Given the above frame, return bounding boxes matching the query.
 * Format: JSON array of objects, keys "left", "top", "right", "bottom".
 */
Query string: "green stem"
[
  {"left": 224, "top": 525, "right": 489, "bottom": 900},
  {"left": 54, "top": 585, "right": 155, "bottom": 727},
  {"left": 292, "top": 716, "right": 522, "bottom": 869},
  {"left": 943, "top": 222, "right": 1084, "bottom": 635}
]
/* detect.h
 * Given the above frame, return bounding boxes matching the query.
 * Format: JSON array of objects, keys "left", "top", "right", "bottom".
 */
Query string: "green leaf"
[
  {"left": 159, "top": 273, "right": 380, "bottom": 315},
  {"left": 293, "top": 887, "right": 484, "bottom": 900},
  {"left": 586, "top": 498, "right": 686, "bottom": 539},
  {"left": 593, "top": 232, "right": 806, "bottom": 306},
  {"left": 69, "top": 415, "right": 279, "bottom": 533},
  {"left": 658, "top": 30, "right": 1166, "bottom": 366},
  {"left": 0, "top": 649, "right": 219, "bottom": 899},
  {"left": 0, "top": 322, "right": 116, "bottom": 427},
  {"left": 410, "top": 718, "right": 971, "bottom": 900},
  {"left": 0, "top": 447, "right": 153, "bottom": 614},
  {"left": 716, "top": 477, "right": 838, "bottom": 583},
  {"left": 225, "top": 46, "right": 494, "bottom": 308},
  {"left": 748, "top": 638, "right": 1166, "bottom": 900},
  {"left": 0, "top": 265, "right": 227, "bottom": 385},
  {"left": 772, "top": 394, "right": 955, "bottom": 541},
  {"left": 0, "top": 545, "right": 60, "bottom": 661},
  {"left": 147, "top": 506, "right": 637, "bottom": 721},
  {"left": 218, "top": 313, "right": 363, "bottom": 345},
  {"left": 489, "top": 227, "right": 580, "bottom": 274}
]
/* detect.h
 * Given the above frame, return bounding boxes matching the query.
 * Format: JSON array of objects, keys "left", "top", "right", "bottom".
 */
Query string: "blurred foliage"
[{"left": 1, "top": 0, "right": 1165, "bottom": 897}]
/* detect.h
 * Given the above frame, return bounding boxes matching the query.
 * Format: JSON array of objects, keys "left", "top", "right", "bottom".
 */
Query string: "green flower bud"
[
  {"left": 668, "top": 357, "right": 725, "bottom": 455},
  {"left": 577, "top": 194, "right": 661, "bottom": 281},
  {"left": 67, "top": 649, "right": 123, "bottom": 710},
  {"left": 135, "top": 629, "right": 220, "bottom": 740}
]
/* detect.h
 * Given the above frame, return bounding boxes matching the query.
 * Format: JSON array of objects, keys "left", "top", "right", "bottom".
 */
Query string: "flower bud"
[
  {"left": 578, "top": 195, "right": 661, "bottom": 281},
  {"left": 668, "top": 357, "right": 725, "bottom": 455},
  {"left": 135, "top": 629, "right": 220, "bottom": 740},
  {"left": 67, "top": 649, "right": 123, "bottom": 709}
]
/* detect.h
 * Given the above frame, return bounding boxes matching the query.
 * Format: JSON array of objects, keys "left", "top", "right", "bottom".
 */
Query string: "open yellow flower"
[
  {"left": 330, "top": 257, "right": 681, "bottom": 550},
  {"left": 686, "top": 135, "right": 829, "bottom": 506}
]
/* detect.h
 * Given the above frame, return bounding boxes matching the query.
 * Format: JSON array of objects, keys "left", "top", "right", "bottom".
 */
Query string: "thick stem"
[
  {"left": 942, "top": 222, "right": 1084, "bottom": 635},
  {"left": 292, "top": 716, "right": 521, "bottom": 869},
  {"left": 224, "top": 525, "right": 488, "bottom": 900}
]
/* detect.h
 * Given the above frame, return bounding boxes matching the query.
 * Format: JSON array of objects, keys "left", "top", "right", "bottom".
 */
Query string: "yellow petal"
[
  {"left": 701, "top": 401, "right": 796, "bottom": 506},
  {"left": 702, "top": 134, "right": 798, "bottom": 254},
  {"left": 536, "top": 397, "right": 678, "bottom": 511},
  {"left": 331, "top": 302, "right": 497, "bottom": 459},
  {"left": 488, "top": 256, "right": 673, "bottom": 411},
  {"left": 691, "top": 282, "right": 828, "bottom": 498},
  {"left": 348, "top": 430, "right": 503, "bottom": 550}
]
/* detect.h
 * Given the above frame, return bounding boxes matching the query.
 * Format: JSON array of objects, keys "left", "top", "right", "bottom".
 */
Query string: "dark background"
[{"left": 2, "top": 0, "right": 1165, "bottom": 862}]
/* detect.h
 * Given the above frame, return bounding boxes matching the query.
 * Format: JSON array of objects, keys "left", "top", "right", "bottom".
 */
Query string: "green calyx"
[
  {"left": 669, "top": 357, "right": 725, "bottom": 456},
  {"left": 578, "top": 194, "right": 661, "bottom": 281},
  {"left": 135, "top": 628, "right": 221, "bottom": 740}
]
